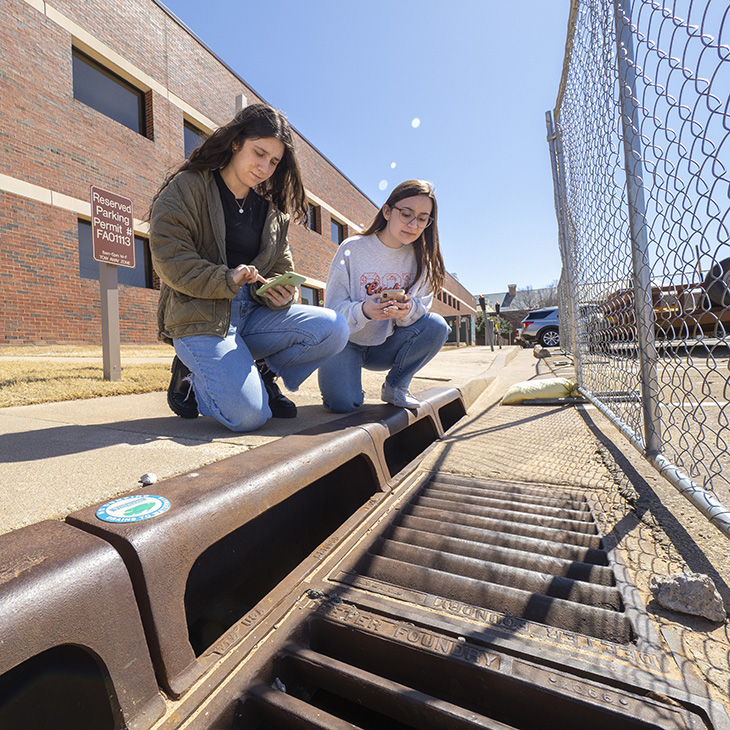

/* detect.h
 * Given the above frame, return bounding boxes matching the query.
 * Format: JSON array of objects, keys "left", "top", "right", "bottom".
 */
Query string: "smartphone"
[
  {"left": 380, "top": 289, "right": 406, "bottom": 303},
  {"left": 256, "top": 271, "right": 307, "bottom": 295}
]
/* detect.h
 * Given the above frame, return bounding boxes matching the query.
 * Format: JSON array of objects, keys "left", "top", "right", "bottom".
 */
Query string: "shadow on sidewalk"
[{"left": 0, "top": 404, "right": 345, "bottom": 462}]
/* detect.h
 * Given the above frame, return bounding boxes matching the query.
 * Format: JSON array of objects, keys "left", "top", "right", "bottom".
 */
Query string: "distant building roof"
[
  {"left": 480, "top": 284, "right": 558, "bottom": 312},
  {"left": 480, "top": 291, "right": 516, "bottom": 311}
]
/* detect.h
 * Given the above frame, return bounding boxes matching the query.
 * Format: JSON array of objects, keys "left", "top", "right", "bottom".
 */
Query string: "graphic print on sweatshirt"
[{"left": 360, "top": 272, "right": 413, "bottom": 299}]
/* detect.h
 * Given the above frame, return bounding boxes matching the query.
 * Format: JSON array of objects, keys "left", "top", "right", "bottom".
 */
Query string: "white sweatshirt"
[{"left": 324, "top": 233, "right": 433, "bottom": 346}]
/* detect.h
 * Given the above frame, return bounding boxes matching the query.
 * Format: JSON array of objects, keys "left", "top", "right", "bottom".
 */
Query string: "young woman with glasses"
[
  {"left": 318, "top": 179, "right": 450, "bottom": 411},
  {"left": 149, "top": 103, "right": 349, "bottom": 431}
]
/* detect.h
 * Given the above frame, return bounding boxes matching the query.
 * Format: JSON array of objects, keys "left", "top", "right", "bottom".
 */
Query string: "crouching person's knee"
[{"left": 322, "top": 391, "right": 364, "bottom": 414}]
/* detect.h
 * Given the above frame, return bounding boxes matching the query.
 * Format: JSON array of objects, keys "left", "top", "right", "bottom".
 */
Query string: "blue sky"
[{"left": 160, "top": 0, "right": 570, "bottom": 296}]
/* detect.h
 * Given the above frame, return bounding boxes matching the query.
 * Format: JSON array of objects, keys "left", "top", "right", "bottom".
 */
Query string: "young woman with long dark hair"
[
  {"left": 149, "top": 103, "right": 348, "bottom": 431},
  {"left": 318, "top": 179, "right": 450, "bottom": 411}
]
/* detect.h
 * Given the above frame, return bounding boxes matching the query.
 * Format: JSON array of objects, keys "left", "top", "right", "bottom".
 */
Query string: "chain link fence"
[{"left": 549, "top": 0, "right": 730, "bottom": 537}]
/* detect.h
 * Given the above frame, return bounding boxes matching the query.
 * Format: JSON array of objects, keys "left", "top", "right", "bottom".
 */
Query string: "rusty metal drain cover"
[
  {"left": 331, "top": 472, "right": 634, "bottom": 645},
  {"left": 226, "top": 596, "right": 725, "bottom": 729},
  {"left": 168, "top": 471, "right": 729, "bottom": 729}
]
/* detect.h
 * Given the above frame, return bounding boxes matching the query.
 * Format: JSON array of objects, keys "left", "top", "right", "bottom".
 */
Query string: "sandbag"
[{"left": 501, "top": 377, "right": 579, "bottom": 405}]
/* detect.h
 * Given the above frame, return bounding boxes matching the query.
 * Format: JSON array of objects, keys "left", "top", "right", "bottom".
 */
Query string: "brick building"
[
  {"left": 0, "top": 0, "right": 475, "bottom": 345},
  {"left": 434, "top": 273, "right": 478, "bottom": 345}
]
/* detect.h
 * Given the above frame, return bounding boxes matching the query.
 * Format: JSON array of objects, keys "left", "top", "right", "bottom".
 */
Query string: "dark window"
[
  {"left": 299, "top": 285, "right": 319, "bottom": 306},
  {"left": 184, "top": 121, "right": 206, "bottom": 158},
  {"left": 527, "top": 310, "right": 551, "bottom": 319},
  {"left": 331, "top": 219, "right": 345, "bottom": 245},
  {"left": 78, "top": 219, "right": 153, "bottom": 288},
  {"left": 307, "top": 203, "right": 320, "bottom": 233},
  {"left": 72, "top": 48, "right": 146, "bottom": 135}
]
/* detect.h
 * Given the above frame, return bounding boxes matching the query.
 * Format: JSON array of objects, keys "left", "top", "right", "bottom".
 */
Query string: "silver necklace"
[{"left": 234, "top": 194, "right": 247, "bottom": 214}]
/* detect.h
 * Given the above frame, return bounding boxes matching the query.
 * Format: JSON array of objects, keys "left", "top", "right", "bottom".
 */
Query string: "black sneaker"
[
  {"left": 257, "top": 361, "right": 297, "bottom": 418},
  {"left": 167, "top": 356, "right": 198, "bottom": 418}
]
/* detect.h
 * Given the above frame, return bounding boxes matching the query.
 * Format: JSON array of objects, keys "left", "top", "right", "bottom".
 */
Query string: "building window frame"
[
  {"left": 299, "top": 285, "right": 321, "bottom": 306},
  {"left": 331, "top": 218, "right": 346, "bottom": 245},
  {"left": 306, "top": 203, "right": 320, "bottom": 234},
  {"left": 77, "top": 219, "right": 155, "bottom": 289},
  {"left": 183, "top": 120, "right": 207, "bottom": 158},
  {"left": 72, "top": 47, "right": 148, "bottom": 136}
]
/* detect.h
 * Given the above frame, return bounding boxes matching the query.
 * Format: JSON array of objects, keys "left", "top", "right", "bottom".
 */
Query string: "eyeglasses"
[{"left": 391, "top": 206, "right": 433, "bottom": 228}]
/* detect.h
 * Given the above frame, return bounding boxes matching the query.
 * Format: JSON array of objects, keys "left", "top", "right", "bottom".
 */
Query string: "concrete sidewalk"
[{"left": 0, "top": 344, "right": 516, "bottom": 535}]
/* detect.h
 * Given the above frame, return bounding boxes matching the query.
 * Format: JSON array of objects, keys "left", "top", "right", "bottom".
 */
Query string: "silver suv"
[{"left": 518, "top": 307, "right": 560, "bottom": 347}]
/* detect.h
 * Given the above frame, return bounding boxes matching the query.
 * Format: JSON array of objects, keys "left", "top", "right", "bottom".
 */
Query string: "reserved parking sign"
[{"left": 90, "top": 185, "right": 135, "bottom": 268}]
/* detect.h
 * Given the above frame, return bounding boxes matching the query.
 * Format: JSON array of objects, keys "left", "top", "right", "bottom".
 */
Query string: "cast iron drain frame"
[
  {"left": 158, "top": 467, "right": 729, "bottom": 729},
  {"left": 172, "top": 592, "right": 729, "bottom": 729}
]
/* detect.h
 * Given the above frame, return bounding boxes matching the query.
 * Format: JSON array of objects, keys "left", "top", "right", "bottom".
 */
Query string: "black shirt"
[{"left": 213, "top": 169, "right": 268, "bottom": 267}]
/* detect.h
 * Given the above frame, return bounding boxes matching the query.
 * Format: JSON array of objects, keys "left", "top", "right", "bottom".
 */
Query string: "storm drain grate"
[
  {"left": 334, "top": 473, "right": 635, "bottom": 644},
  {"left": 233, "top": 602, "right": 711, "bottom": 730},
  {"left": 129, "top": 466, "right": 730, "bottom": 729}
]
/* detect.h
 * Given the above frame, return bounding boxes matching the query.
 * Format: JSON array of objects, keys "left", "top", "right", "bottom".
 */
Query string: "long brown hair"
[
  {"left": 361, "top": 179, "right": 445, "bottom": 294},
  {"left": 149, "top": 103, "right": 307, "bottom": 221}
]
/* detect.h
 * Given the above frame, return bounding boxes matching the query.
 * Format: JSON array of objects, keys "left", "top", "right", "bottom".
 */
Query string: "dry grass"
[
  {"left": 0, "top": 345, "right": 173, "bottom": 407},
  {"left": 0, "top": 344, "right": 172, "bottom": 358}
]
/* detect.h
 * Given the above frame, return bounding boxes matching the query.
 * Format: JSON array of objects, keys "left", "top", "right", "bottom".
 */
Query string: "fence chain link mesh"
[{"left": 551, "top": 0, "right": 730, "bottom": 532}]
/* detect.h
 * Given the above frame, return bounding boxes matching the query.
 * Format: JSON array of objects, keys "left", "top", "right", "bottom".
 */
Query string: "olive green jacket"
[{"left": 149, "top": 169, "right": 294, "bottom": 344}]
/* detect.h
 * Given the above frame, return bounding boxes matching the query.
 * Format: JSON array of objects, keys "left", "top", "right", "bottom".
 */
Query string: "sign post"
[
  {"left": 90, "top": 186, "right": 135, "bottom": 381},
  {"left": 478, "top": 295, "right": 493, "bottom": 352},
  {"left": 495, "top": 302, "right": 502, "bottom": 350}
]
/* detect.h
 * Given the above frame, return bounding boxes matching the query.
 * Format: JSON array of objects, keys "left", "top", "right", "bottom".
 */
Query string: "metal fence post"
[
  {"left": 613, "top": 0, "right": 662, "bottom": 457},
  {"left": 546, "top": 110, "right": 582, "bottom": 383}
]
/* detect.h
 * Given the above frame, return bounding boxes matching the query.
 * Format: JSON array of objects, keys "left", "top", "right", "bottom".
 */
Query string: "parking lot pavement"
[{"left": 578, "top": 342, "right": 730, "bottom": 497}]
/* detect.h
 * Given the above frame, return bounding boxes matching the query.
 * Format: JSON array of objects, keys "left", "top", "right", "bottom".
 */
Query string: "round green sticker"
[{"left": 96, "top": 494, "right": 170, "bottom": 523}]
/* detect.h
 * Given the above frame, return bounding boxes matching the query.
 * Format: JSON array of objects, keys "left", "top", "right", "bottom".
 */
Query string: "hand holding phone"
[
  {"left": 380, "top": 289, "right": 406, "bottom": 303},
  {"left": 256, "top": 271, "right": 307, "bottom": 296},
  {"left": 362, "top": 289, "right": 411, "bottom": 321}
]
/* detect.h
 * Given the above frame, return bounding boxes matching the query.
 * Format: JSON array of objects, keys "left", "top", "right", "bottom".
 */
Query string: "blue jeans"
[
  {"left": 318, "top": 312, "right": 450, "bottom": 413},
  {"left": 174, "top": 286, "right": 349, "bottom": 431}
]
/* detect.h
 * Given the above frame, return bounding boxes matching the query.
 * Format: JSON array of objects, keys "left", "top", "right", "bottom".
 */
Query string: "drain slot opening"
[
  {"left": 0, "top": 646, "right": 117, "bottom": 730},
  {"left": 383, "top": 418, "right": 440, "bottom": 477},
  {"left": 235, "top": 614, "right": 698, "bottom": 730},
  {"left": 185, "top": 456, "right": 377, "bottom": 655},
  {"left": 438, "top": 400, "right": 467, "bottom": 432}
]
